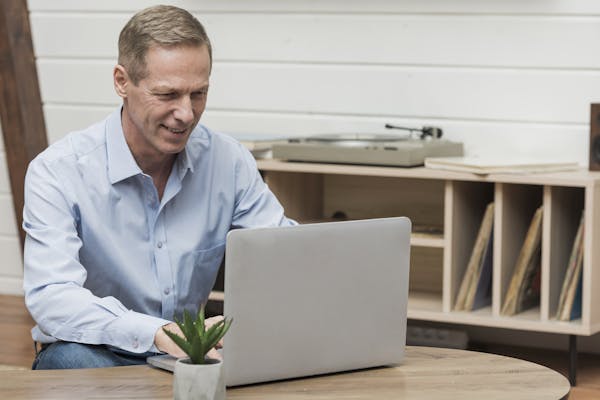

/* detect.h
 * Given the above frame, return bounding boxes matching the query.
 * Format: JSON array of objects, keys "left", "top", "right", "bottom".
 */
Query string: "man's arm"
[
  {"left": 231, "top": 145, "right": 297, "bottom": 229},
  {"left": 23, "top": 156, "right": 170, "bottom": 353}
]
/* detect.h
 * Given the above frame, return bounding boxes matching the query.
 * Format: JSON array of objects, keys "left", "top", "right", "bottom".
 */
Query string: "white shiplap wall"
[
  {"left": 27, "top": 0, "right": 600, "bottom": 160},
  {"left": 0, "top": 122, "right": 24, "bottom": 295},
  {"left": 12, "top": 0, "right": 600, "bottom": 348}
]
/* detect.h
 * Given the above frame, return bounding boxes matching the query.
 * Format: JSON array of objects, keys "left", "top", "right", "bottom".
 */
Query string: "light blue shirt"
[{"left": 23, "top": 108, "right": 295, "bottom": 353}]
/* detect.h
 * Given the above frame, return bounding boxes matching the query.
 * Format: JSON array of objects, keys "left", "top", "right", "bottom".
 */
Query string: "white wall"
[
  {"left": 27, "top": 0, "right": 600, "bottom": 161},
  {"left": 17, "top": 0, "right": 600, "bottom": 350},
  {"left": 0, "top": 122, "right": 24, "bottom": 295}
]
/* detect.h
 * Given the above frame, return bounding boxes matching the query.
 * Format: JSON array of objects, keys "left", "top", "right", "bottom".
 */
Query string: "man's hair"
[{"left": 118, "top": 5, "right": 212, "bottom": 85}]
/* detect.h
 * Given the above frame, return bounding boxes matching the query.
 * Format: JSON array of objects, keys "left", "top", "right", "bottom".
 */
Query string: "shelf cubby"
[
  {"left": 543, "top": 186, "right": 585, "bottom": 322},
  {"left": 410, "top": 247, "right": 443, "bottom": 298},
  {"left": 408, "top": 291, "right": 444, "bottom": 317},
  {"left": 321, "top": 175, "right": 445, "bottom": 230},
  {"left": 494, "top": 183, "right": 543, "bottom": 317},
  {"left": 446, "top": 180, "right": 494, "bottom": 312}
]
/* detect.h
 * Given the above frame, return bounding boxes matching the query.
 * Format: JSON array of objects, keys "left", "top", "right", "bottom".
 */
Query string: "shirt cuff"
[{"left": 106, "top": 310, "right": 171, "bottom": 353}]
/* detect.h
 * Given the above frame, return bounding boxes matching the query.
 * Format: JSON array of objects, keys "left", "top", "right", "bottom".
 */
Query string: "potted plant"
[{"left": 163, "top": 304, "right": 233, "bottom": 400}]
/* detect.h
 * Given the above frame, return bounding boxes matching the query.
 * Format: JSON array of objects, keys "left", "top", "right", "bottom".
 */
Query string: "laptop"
[{"left": 148, "top": 217, "right": 411, "bottom": 386}]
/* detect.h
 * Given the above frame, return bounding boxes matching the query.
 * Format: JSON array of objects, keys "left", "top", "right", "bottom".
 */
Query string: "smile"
[{"left": 162, "top": 125, "right": 186, "bottom": 134}]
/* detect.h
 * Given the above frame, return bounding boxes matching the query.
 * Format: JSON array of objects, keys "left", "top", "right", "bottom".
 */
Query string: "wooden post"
[{"left": 0, "top": 0, "right": 48, "bottom": 248}]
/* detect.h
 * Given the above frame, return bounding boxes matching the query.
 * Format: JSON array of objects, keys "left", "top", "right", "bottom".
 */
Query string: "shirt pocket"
[{"left": 177, "top": 242, "right": 226, "bottom": 312}]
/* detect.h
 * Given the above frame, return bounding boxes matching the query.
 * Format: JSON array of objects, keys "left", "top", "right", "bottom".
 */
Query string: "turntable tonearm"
[{"left": 272, "top": 124, "right": 463, "bottom": 167}]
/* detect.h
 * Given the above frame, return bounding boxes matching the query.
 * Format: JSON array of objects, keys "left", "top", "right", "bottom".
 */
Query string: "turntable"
[{"left": 271, "top": 124, "right": 463, "bottom": 167}]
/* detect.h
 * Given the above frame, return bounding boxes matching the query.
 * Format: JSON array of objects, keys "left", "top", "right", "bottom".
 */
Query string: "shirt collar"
[
  {"left": 106, "top": 107, "right": 196, "bottom": 184},
  {"left": 176, "top": 143, "right": 195, "bottom": 179},
  {"left": 106, "top": 108, "right": 142, "bottom": 184}
]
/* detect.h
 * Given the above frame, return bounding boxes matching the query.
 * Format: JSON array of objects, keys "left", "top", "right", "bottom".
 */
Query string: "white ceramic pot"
[{"left": 173, "top": 358, "right": 225, "bottom": 400}]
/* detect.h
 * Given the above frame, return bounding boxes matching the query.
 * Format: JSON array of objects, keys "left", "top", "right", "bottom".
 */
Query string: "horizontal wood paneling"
[
  {"left": 44, "top": 105, "right": 588, "bottom": 165},
  {"left": 26, "top": 0, "right": 600, "bottom": 15},
  {"left": 30, "top": 13, "right": 600, "bottom": 69},
  {"left": 0, "top": 195, "right": 18, "bottom": 236},
  {"left": 43, "top": 104, "right": 113, "bottom": 144},
  {"left": 30, "top": 14, "right": 122, "bottom": 59},
  {"left": 0, "top": 127, "right": 18, "bottom": 290},
  {"left": 30, "top": 0, "right": 599, "bottom": 178},
  {"left": 0, "top": 277, "right": 23, "bottom": 295},
  {"left": 0, "top": 63, "right": 21, "bottom": 286},
  {"left": 210, "top": 65, "right": 600, "bottom": 125},
  {"left": 0, "top": 141, "right": 19, "bottom": 273},
  {"left": 0, "top": 153, "right": 12, "bottom": 194},
  {"left": 0, "top": 121, "right": 20, "bottom": 282},
  {"left": 0, "top": 236, "right": 22, "bottom": 278},
  {"left": 37, "top": 60, "right": 600, "bottom": 124},
  {"left": 37, "top": 60, "right": 119, "bottom": 105}
]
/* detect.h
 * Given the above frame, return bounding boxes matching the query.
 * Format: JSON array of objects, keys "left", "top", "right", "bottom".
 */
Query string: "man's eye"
[
  {"left": 157, "top": 93, "right": 176, "bottom": 99},
  {"left": 192, "top": 91, "right": 207, "bottom": 99}
]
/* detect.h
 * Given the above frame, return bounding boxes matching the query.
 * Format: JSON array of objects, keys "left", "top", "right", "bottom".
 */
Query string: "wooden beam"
[{"left": 0, "top": 0, "right": 48, "bottom": 248}]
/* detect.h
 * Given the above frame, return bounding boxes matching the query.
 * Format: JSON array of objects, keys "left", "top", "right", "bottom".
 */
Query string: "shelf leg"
[{"left": 568, "top": 334, "right": 577, "bottom": 387}]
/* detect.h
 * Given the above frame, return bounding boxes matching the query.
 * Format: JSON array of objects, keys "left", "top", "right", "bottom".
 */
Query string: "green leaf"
[
  {"left": 181, "top": 310, "right": 195, "bottom": 342},
  {"left": 189, "top": 335, "right": 206, "bottom": 364},
  {"left": 162, "top": 328, "right": 192, "bottom": 355},
  {"left": 196, "top": 304, "right": 206, "bottom": 336},
  {"left": 205, "top": 317, "right": 232, "bottom": 350},
  {"left": 172, "top": 316, "right": 183, "bottom": 333}
]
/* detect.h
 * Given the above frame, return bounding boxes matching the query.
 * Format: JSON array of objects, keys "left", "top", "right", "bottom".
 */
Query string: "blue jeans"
[{"left": 32, "top": 342, "right": 160, "bottom": 370}]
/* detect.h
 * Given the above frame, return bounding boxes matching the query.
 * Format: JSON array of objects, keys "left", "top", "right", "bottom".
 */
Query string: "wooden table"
[{"left": 0, "top": 346, "right": 570, "bottom": 399}]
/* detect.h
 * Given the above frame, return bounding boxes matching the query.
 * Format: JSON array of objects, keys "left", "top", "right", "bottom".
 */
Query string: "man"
[{"left": 23, "top": 5, "right": 295, "bottom": 369}]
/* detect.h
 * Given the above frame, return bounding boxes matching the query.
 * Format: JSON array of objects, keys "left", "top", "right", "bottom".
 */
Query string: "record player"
[{"left": 272, "top": 124, "right": 463, "bottom": 167}]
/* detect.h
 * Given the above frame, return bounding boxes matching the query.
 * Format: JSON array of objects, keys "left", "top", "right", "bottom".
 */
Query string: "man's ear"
[{"left": 113, "top": 65, "right": 129, "bottom": 99}]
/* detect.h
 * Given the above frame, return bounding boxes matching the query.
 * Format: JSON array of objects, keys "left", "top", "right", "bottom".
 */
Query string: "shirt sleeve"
[
  {"left": 231, "top": 145, "right": 298, "bottom": 229},
  {"left": 22, "top": 156, "right": 170, "bottom": 353}
]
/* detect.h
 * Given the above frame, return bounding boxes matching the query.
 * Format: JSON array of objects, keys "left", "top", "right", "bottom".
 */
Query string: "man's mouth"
[{"left": 162, "top": 124, "right": 186, "bottom": 134}]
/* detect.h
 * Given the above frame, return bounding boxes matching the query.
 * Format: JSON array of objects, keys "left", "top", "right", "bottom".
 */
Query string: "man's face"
[{"left": 115, "top": 44, "right": 211, "bottom": 163}]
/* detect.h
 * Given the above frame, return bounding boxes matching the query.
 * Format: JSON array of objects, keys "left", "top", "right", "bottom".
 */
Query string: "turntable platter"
[{"left": 305, "top": 134, "right": 407, "bottom": 148}]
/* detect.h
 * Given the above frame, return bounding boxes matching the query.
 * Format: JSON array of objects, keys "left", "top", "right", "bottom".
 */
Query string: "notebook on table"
[{"left": 148, "top": 217, "right": 411, "bottom": 387}]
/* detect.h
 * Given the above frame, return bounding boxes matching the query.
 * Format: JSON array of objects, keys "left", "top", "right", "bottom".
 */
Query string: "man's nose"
[{"left": 173, "top": 95, "right": 194, "bottom": 124}]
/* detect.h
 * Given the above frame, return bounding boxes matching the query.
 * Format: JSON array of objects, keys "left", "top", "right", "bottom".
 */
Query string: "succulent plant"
[{"left": 163, "top": 304, "right": 233, "bottom": 364}]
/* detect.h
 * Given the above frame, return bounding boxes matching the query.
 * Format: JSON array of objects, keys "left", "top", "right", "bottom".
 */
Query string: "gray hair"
[{"left": 118, "top": 5, "right": 212, "bottom": 84}]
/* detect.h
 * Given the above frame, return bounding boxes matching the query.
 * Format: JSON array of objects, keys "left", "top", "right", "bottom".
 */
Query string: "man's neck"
[
  {"left": 136, "top": 153, "right": 176, "bottom": 201},
  {"left": 120, "top": 107, "right": 179, "bottom": 200}
]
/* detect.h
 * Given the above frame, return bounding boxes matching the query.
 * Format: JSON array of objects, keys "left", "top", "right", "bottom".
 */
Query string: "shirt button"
[
  {"left": 164, "top": 288, "right": 170, "bottom": 295},
  {"left": 133, "top": 338, "right": 139, "bottom": 349},
  {"left": 157, "top": 241, "right": 163, "bottom": 249}
]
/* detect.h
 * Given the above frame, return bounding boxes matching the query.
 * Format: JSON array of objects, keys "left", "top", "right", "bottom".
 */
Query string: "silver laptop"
[{"left": 149, "top": 217, "right": 411, "bottom": 387}]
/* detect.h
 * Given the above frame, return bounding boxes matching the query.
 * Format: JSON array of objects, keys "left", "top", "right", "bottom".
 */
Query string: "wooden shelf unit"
[{"left": 258, "top": 159, "right": 600, "bottom": 336}]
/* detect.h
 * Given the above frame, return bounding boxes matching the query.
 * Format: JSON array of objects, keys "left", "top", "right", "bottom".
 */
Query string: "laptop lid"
[{"left": 223, "top": 217, "right": 411, "bottom": 386}]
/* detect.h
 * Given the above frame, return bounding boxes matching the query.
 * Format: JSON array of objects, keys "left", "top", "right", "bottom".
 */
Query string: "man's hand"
[
  {"left": 154, "top": 322, "right": 187, "bottom": 358},
  {"left": 154, "top": 315, "right": 226, "bottom": 359}
]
